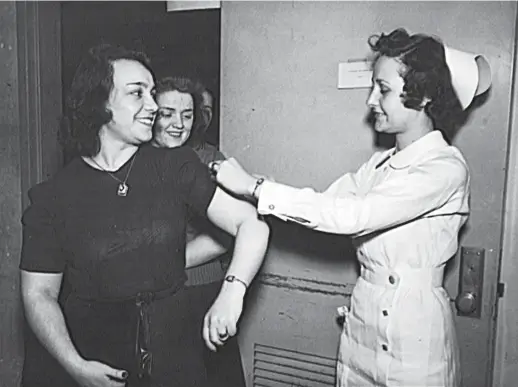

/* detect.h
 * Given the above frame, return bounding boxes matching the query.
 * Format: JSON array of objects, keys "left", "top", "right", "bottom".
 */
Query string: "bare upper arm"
[
  {"left": 20, "top": 270, "right": 63, "bottom": 301},
  {"left": 206, "top": 187, "right": 259, "bottom": 237}
]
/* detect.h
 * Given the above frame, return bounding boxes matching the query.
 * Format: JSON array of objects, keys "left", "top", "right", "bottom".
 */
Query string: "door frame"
[
  {"left": 493, "top": 8, "right": 518, "bottom": 387},
  {"left": 17, "top": 1, "right": 62, "bottom": 210}
]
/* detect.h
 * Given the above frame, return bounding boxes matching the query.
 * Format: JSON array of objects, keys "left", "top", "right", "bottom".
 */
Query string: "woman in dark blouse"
[{"left": 19, "top": 44, "right": 269, "bottom": 387}]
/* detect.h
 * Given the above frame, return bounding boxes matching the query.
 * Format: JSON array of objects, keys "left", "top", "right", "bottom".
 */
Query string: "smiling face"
[
  {"left": 366, "top": 56, "right": 423, "bottom": 135},
  {"left": 153, "top": 90, "right": 195, "bottom": 148},
  {"left": 102, "top": 59, "right": 157, "bottom": 145}
]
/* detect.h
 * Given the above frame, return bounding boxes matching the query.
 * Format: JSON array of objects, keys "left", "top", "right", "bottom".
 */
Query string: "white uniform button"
[{"left": 268, "top": 204, "right": 275, "bottom": 210}]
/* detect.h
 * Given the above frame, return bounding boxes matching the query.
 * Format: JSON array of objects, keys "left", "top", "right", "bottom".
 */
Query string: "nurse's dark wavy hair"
[
  {"left": 154, "top": 76, "right": 206, "bottom": 149},
  {"left": 60, "top": 44, "right": 154, "bottom": 159},
  {"left": 368, "top": 28, "right": 464, "bottom": 138}
]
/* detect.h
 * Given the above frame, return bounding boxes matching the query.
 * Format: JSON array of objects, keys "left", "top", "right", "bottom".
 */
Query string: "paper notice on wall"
[
  {"left": 166, "top": 1, "right": 221, "bottom": 12},
  {"left": 337, "top": 60, "right": 373, "bottom": 89}
]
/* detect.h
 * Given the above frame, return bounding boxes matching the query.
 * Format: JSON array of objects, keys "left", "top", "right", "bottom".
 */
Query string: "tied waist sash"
[
  {"left": 73, "top": 281, "right": 184, "bottom": 304},
  {"left": 73, "top": 283, "right": 184, "bottom": 382}
]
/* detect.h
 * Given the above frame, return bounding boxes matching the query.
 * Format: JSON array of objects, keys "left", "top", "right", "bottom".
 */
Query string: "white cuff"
[{"left": 257, "top": 181, "right": 317, "bottom": 227}]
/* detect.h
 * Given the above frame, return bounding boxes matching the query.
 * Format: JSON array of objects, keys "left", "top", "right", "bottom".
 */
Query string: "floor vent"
[{"left": 253, "top": 343, "right": 336, "bottom": 386}]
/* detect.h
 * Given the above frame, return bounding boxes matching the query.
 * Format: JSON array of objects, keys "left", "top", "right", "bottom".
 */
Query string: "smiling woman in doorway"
[
  {"left": 209, "top": 28, "right": 491, "bottom": 387},
  {"left": 19, "top": 44, "right": 269, "bottom": 387}
]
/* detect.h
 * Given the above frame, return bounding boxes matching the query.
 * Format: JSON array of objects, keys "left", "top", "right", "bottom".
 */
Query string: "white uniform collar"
[{"left": 388, "top": 130, "right": 449, "bottom": 170}]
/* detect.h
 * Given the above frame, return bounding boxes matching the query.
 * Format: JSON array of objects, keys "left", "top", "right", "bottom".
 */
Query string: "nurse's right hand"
[
  {"left": 70, "top": 359, "right": 128, "bottom": 387},
  {"left": 212, "top": 158, "right": 257, "bottom": 197}
]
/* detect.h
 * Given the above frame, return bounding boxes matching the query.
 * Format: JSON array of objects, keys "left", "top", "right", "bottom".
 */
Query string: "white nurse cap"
[{"left": 444, "top": 46, "right": 492, "bottom": 110}]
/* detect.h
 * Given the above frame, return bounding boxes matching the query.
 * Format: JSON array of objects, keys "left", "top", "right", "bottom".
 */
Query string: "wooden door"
[{"left": 220, "top": 2, "right": 516, "bottom": 386}]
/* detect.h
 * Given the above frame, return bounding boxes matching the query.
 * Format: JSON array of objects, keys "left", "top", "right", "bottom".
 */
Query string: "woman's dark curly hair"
[
  {"left": 368, "top": 28, "right": 464, "bottom": 137},
  {"left": 154, "top": 76, "right": 207, "bottom": 149},
  {"left": 60, "top": 44, "right": 153, "bottom": 159}
]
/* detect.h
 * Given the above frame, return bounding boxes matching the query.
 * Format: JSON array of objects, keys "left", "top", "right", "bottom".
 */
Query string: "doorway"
[
  {"left": 60, "top": 1, "right": 221, "bottom": 164},
  {"left": 14, "top": 2, "right": 223, "bottom": 384}
]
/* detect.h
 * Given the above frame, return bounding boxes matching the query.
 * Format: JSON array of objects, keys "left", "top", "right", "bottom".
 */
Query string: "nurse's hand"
[
  {"left": 210, "top": 158, "right": 257, "bottom": 198},
  {"left": 202, "top": 280, "right": 246, "bottom": 351}
]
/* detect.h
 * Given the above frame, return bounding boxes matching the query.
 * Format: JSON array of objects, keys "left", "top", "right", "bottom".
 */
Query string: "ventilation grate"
[{"left": 253, "top": 343, "right": 336, "bottom": 387}]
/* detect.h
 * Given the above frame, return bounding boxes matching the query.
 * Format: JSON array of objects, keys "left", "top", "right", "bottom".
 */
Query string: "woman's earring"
[
  {"left": 420, "top": 97, "right": 431, "bottom": 108},
  {"left": 209, "top": 161, "right": 219, "bottom": 176}
]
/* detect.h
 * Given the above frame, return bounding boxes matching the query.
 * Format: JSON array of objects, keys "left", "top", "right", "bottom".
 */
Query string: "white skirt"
[{"left": 336, "top": 267, "right": 460, "bottom": 387}]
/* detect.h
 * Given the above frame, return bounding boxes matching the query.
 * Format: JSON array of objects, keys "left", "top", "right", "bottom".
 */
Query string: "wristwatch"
[{"left": 224, "top": 275, "right": 248, "bottom": 289}]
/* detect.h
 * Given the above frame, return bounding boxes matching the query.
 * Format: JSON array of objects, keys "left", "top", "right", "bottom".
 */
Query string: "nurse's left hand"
[{"left": 202, "top": 281, "right": 246, "bottom": 351}]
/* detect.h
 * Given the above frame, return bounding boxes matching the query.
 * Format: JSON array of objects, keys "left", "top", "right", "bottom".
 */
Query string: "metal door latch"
[{"left": 455, "top": 246, "right": 484, "bottom": 318}]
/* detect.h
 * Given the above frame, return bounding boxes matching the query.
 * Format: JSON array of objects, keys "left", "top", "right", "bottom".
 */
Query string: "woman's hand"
[
  {"left": 202, "top": 280, "right": 246, "bottom": 351},
  {"left": 210, "top": 158, "right": 257, "bottom": 197},
  {"left": 70, "top": 359, "right": 128, "bottom": 387}
]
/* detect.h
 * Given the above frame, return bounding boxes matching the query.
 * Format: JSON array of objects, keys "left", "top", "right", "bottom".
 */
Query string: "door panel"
[{"left": 221, "top": 2, "right": 516, "bottom": 386}]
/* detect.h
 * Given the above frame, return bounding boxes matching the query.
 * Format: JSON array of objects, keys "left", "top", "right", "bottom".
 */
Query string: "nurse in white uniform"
[{"left": 210, "top": 28, "right": 491, "bottom": 387}]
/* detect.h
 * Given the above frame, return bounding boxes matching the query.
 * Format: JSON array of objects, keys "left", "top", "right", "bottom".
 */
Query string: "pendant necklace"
[{"left": 89, "top": 151, "right": 137, "bottom": 197}]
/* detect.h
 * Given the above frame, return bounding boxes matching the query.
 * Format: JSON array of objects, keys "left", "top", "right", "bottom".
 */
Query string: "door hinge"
[{"left": 497, "top": 282, "right": 505, "bottom": 298}]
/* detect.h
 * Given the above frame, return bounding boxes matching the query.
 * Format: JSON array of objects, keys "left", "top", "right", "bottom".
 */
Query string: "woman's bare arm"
[
  {"left": 21, "top": 271, "right": 83, "bottom": 371},
  {"left": 202, "top": 187, "right": 270, "bottom": 350},
  {"left": 185, "top": 233, "right": 228, "bottom": 268},
  {"left": 21, "top": 270, "right": 128, "bottom": 386}
]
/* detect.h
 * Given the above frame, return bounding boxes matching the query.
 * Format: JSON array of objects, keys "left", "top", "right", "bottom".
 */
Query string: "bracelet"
[
  {"left": 251, "top": 177, "right": 265, "bottom": 198},
  {"left": 224, "top": 275, "right": 248, "bottom": 289}
]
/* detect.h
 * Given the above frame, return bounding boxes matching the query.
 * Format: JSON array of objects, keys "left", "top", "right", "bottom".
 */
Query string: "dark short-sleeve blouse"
[{"left": 20, "top": 145, "right": 216, "bottom": 300}]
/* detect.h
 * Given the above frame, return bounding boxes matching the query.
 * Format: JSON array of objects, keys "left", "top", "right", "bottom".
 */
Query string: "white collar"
[{"left": 388, "top": 131, "right": 449, "bottom": 170}]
